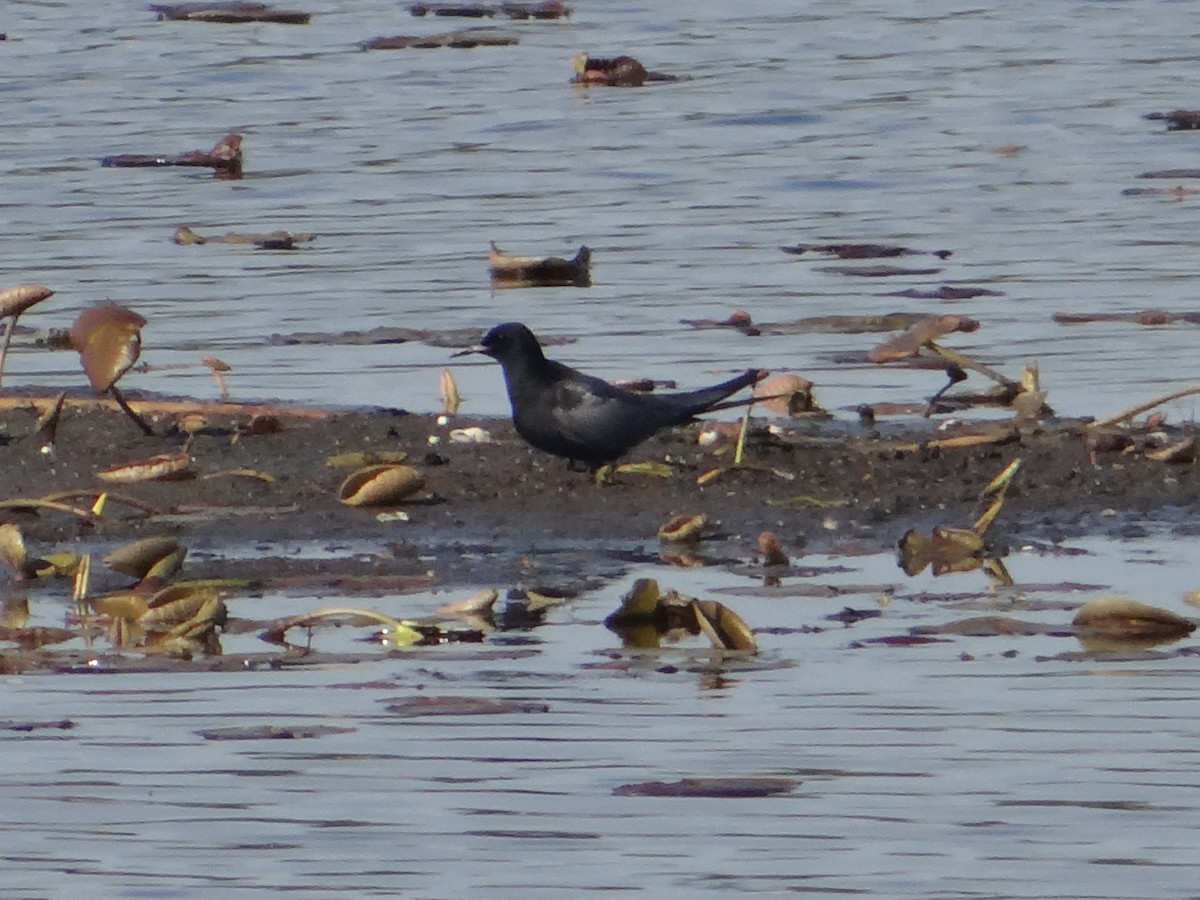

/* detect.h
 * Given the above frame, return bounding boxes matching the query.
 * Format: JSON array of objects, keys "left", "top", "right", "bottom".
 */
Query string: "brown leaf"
[{"left": 69, "top": 305, "right": 146, "bottom": 393}]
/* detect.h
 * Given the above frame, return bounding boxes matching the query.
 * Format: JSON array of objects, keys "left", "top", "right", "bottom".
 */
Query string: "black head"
[{"left": 476, "top": 322, "right": 545, "bottom": 365}]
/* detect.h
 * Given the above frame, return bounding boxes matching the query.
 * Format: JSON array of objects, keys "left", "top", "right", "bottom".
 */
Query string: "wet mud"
[{"left": 2, "top": 392, "right": 1197, "bottom": 591}]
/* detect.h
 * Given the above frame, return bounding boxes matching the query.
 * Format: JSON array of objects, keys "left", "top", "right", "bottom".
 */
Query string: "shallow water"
[
  {"left": 5, "top": 2, "right": 1200, "bottom": 897},
  {"left": 5, "top": 536, "right": 1200, "bottom": 898},
  {"left": 5, "top": 0, "right": 1200, "bottom": 421}
]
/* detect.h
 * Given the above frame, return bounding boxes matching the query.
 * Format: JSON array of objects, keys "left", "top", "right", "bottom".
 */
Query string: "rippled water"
[
  {"left": 6, "top": 0, "right": 1200, "bottom": 419},
  {"left": 4, "top": 537, "right": 1200, "bottom": 897},
  {"left": 6, "top": 2, "right": 1200, "bottom": 897}
]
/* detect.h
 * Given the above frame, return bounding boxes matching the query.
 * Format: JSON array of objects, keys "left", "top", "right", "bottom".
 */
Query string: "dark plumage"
[{"left": 457, "top": 322, "right": 765, "bottom": 466}]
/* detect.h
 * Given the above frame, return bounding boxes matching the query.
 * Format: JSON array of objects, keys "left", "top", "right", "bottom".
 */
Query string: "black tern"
[{"left": 455, "top": 322, "right": 765, "bottom": 467}]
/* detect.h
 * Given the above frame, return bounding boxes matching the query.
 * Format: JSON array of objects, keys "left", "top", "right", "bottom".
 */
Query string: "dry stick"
[
  {"left": 927, "top": 342, "right": 1017, "bottom": 387},
  {"left": 1092, "top": 384, "right": 1200, "bottom": 428}
]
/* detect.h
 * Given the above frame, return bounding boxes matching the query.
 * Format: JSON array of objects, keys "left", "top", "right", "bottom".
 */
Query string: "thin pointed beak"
[{"left": 451, "top": 344, "right": 486, "bottom": 358}]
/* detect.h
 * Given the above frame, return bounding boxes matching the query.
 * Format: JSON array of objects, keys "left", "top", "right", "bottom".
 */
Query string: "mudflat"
[{"left": 1, "top": 391, "right": 1195, "bottom": 590}]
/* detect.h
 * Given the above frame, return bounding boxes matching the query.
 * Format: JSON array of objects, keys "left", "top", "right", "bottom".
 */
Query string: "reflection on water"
[
  {"left": 5, "top": 1, "right": 1200, "bottom": 896},
  {"left": 3, "top": 534, "right": 1200, "bottom": 897}
]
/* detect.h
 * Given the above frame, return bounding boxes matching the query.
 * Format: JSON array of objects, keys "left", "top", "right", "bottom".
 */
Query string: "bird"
[{"left": 455, "top": 322, "right": 766, "bottom": 467}]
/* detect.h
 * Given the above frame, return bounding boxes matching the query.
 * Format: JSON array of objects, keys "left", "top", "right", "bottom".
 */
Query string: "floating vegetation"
[
  {"left": 613, "top": 777, "right": 796, "bottom": 798},
  {"left": 488, "top": 242, "right": 591, "bottom": 287},
  {"left": 571, "top": 52, "right": 676, "bottom": 87},
  {"left": 151, "top": 2, "right": 310, "bottom": 24},
  {"left": 1072, "top": 597, "right": 1197, "bottom": 649},
  {"left": 1144, "top": 109, "right": 1200, "bottom": 130},
  {"left": 175, "top": 225, "right": 315, "bottom": 250},
  {"left": 781, "top": 242, "right": 951, "bottom": 260},
  {"left": 604, "top": 577, "right": 757, "bottom": 653},
  {"left": 897, "top": 459, "right": 1019, "bottom": 583},
  {"left": 101, "top": 132, "right": 243, "bottom": 178},
  {"left": 360, "top": 30, "right": 518, "bottom": 50},
  {"left": 410, "top": 1, "right": 568, "bottom": 18}
]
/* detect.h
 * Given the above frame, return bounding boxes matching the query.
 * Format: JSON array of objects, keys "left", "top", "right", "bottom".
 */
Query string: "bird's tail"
[{"left": 675, "top": 369, "right": 768, "bottom": 416}]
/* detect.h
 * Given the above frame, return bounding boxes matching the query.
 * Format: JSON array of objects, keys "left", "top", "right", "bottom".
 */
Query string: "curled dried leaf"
[
  {"left": 753, "top": 373, "right": 820, "bottom": 416},
  {"left": 691, "top": 599, "right": 757, "bottom": 652},
  {"left": 337, "top": 464, "right": 425, "bottom": 507},
  {"left": 1072, "top": 597, "right": 1197, "bottom": 640},
  {"left": 1145, "top": 436, "right": 1197, "bottom": 464},
  {"left": 440, "top": 368, "right": 461, "bottom": 414},
  {"left": 98, "top": 452, "right": 193, "bottom": 483},
  {"left": 0, "top": 284, "right": 54, "bottom": 317},
  {"left": 69, "top": 305, "right": 147, "bottom": 393},
  {"left": 104, "top": 536, "right": 186, "bottom": 581},
  {"left": 142, "top": 584, "right": 225, "bottom": 638},
  {"left": 657, "top": 513, "right": 708, "bottom": 542}
]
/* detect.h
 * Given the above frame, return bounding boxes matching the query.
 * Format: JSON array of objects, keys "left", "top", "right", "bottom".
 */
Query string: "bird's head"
[{"left": 453, "top": 322, "right": 545, "bottom": 365}]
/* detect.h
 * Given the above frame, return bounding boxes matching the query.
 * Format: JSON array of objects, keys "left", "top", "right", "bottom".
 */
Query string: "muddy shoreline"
[{"left": 1, "top": 390, "right": 1196, "bottom": 592}]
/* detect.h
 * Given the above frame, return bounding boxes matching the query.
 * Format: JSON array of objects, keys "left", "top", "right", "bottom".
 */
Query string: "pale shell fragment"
[{"left": 449, "top": 426, "right": 494, "bottom": 443}]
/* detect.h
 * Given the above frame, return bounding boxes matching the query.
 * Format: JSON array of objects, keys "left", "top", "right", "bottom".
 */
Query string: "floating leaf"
[
  {"left": 98, "top": 452, "right": 193, "bottom": 483},
  {"left": 614, "top": 777, "right": 795, "bottom": 798},
  {"left": 94, "top": 593, "right": 151, "bottom": 621},
  {"left": 337, "top": 464, "right": 425, "bottom": 506},
  {"left": 141, "top": 583, "right": 225, "bottom": 638},
  {"left": 691, "top": 599, "right": 757, "bottom": 652},
  {"left": 607, "top": 578, "right": 662, "bottom": 625},
  {"left": 1072, "top": 597, "right": 1197, "bottom": 641}
]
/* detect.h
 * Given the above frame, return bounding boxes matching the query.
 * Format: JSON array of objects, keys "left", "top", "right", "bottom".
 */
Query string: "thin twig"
[{"left": 1092, "top": 385, "right": 1200, "bottom": 428}]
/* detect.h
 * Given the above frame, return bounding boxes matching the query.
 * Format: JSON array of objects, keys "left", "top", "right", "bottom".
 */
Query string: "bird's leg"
[
  {"left": 593, "top": 464, "right": 616, "bottom": 486},
  {"left": 923, "top": 365, "right": 967, "bottom": 417}
]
